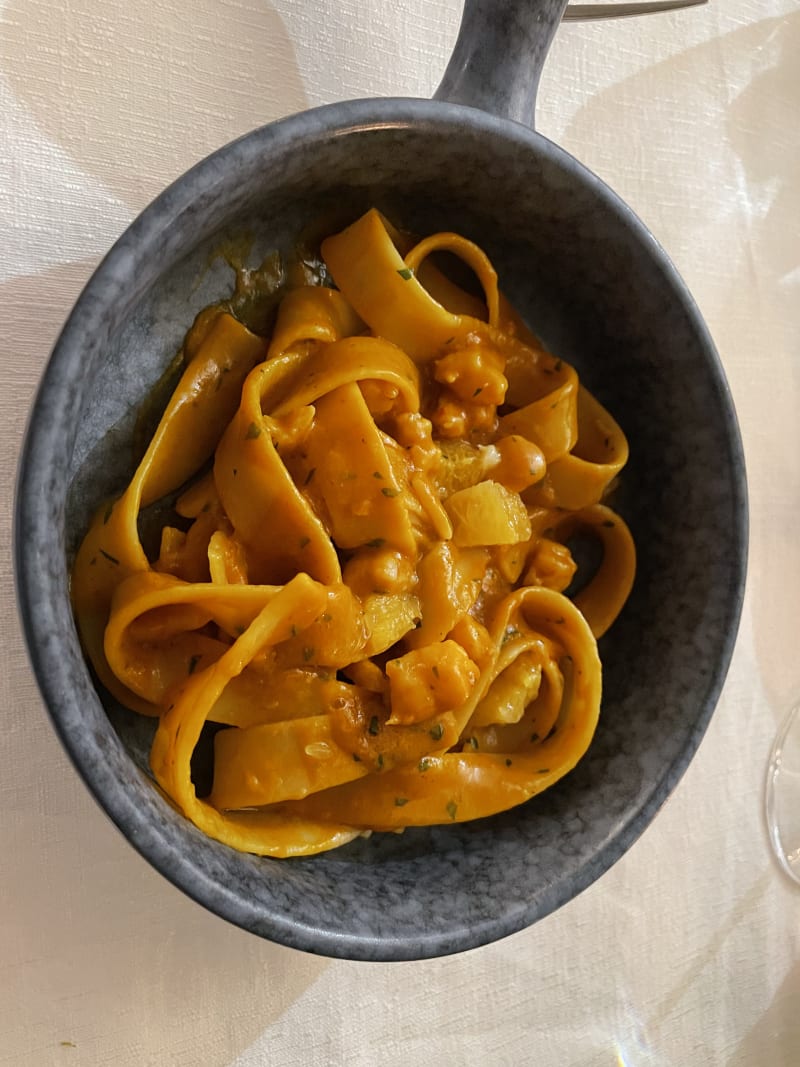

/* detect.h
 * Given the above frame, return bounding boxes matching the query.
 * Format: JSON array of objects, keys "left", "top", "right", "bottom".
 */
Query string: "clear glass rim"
[{"left": 765, "top": 700, "right": 800, "bottom": 885}]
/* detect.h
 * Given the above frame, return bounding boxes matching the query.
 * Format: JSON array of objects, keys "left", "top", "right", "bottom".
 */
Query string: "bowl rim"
[{"left": 14, "top": 96, "right": 749, "bottom": 960}]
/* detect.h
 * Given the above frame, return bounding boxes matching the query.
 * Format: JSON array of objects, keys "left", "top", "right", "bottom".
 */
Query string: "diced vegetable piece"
[
  {"left": 362, "top": 593, "right": 421, "bottom": 657},
  {"left": 470, "top": 651, "right": 543, "bottom": 728},
  {"left": 444, "top": 480, "right": 532, "bottom": 547}
]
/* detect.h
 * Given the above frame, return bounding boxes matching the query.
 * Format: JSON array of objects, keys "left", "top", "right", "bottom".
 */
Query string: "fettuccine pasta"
[{"left": 71, "top": 209, "right": 635, "bottom": 857}]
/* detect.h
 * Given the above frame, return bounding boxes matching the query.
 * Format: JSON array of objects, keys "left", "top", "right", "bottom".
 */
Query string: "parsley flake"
[
  {"left": 245, "top": 421, "right": 261, "bottom": 440},
  {"left": 446, "top": 800, "right": 458, "bottom": 821},
  {"left": 397, "top": 267, "right": 414, "bottom": 280}
]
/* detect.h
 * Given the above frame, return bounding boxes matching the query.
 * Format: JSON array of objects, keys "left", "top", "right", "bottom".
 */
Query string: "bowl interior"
[{"left": 20, "top": 100, "right": 746, "bottom": 960}]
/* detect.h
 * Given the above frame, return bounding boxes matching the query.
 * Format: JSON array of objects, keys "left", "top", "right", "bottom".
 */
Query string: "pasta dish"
[{"left": 71, "top": 209, "right": 635, "bottom": 857}]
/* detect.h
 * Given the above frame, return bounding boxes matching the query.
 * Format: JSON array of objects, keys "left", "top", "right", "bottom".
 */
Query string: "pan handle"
[{"left": 433, "top": 0, "right": 569, "bottom": 129}]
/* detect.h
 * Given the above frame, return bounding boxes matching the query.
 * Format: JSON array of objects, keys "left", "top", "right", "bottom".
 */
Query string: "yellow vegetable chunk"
[
  {"left": 470, "top": 650, "right": 543, "bottom": 728},
  {"left": 445, "top": 480, "right": 532, "bottom": 547},
  {"left": 362, "top": 593, "right": 421, "bottom": 657},
  {"left": 386, "top": 640, "right": 479, "bottom": 725}
]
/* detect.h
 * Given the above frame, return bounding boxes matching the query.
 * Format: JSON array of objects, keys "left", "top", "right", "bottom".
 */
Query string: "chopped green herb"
[
  {"left": 290, "top": 624, "right": 298, "bottom": 637},
  {"left": 372, "top": 471, "right": 383, "bottom": 479},
  {"left": 188, "top": 654, "right": 201, "bottom": 676},
  {"left": 545, "top": 726, "right": 557, "bottom": 741},
  {"left": 394, "top": 797, "right": 409, "bottom": 807},
  {"left": 321, "top": 612, "right": 333, "bottom": 623},
  {"left": 376, "top": 753, "right": 384, "bottom": 769},
  {"left": 538, "top": 768, "right": 550, "bottom": 774},
  {"left": 419, "top": 757, "right": 432, "bottom": 772},
  {"left": 304, "top": 467, "right": 316, "bottom": 485},
  {"left": 431, "top": 665, "right": 440, "bottom": 679},
  {"left": 302, "top": 646, "right": 315, "bottom": 663},
  {"left": 245, "top": 421, "right": 261, "bottom": 440},
  {"left": 472, "top": 387, "right": 483, "bottom": 397},
  {"left": 505, "top": 758, "right": 513, "bottom": 767},
  {"left": 352, "top": 753, "right": 361, "bottom": 762},
  {"left": 99, "top": 549, "right": 119, "bottom": 565},
  {"left": 103, "top": 502, "right": 113, "bottom": 524},
  {"left": 299, "top": 536, "right": 311, "bottom": 549},
  {"left": 234, "top": 625, "right": 245, "bottom": 636},
  {"left": 381, "top": 486, "right": 399, "bottom": 498},
  {"left": 368, "top": 715, "right": 380, "bottom": 736},
  {"left": 444, "top": 336, "right": 455, "bottom": 344},
  {"left": 429, "top": 723, "right": 444, "bottom": 741},
  {"left": 397, "top": 267, "right": 414, "bottom": 280},
  {"left": 232, "top": 468, "right": 238, "bottom": 477},
  {"left": 501, "top": 627, "right": 521, "bottom": 646},
  {"left": 446, "top": 800, "right": 458, "bottom": 820},
  {"left": 366, "top": 537, "right": 386, "bottom": 549},
  {"left": 530, "top": 731, "right": 540, "bottom": 743},
  {"left": 413, "top": 617, "right": 422, "bottom": 629},
  {"left": 468, "top": 736, "right": 479, "bottom": 750}
]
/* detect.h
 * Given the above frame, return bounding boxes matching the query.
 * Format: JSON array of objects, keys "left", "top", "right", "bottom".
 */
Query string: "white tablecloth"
[{"left": 2, "top": 1, "right": 798, "bottom": 1063}]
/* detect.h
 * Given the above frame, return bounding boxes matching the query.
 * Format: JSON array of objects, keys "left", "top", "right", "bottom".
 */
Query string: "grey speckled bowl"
[{"left": 15, "top": 0, "right": 746, "bottom": 961}]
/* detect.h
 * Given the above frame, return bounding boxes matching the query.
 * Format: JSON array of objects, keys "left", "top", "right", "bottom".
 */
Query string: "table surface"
[{"left": 2, "top": 0, "right": 798, "bottom": 1063}]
